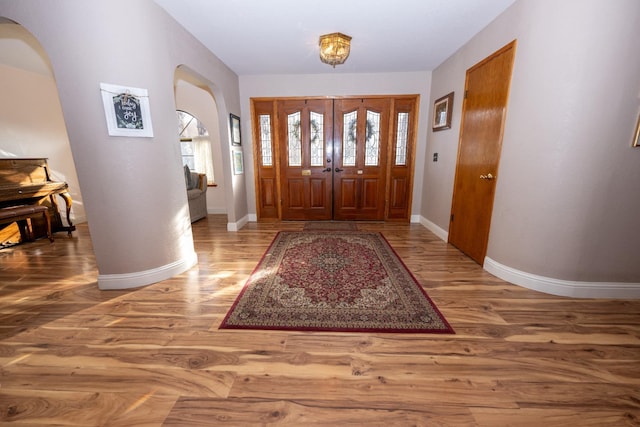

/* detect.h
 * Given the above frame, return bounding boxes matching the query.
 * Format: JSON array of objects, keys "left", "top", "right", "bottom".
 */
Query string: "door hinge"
[
  {"left": 450, "top": 214, "right": 454, "bottom": 222},
  {"left": 464, "top": 90, "right": 468, "bottom": 99}
]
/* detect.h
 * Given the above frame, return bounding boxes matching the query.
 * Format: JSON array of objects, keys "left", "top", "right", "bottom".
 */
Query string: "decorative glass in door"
[
  {"left": 395, "top": 112, "right": 408, "bottom": 166},
  {"left": 287, "top": 111, "right": 302, "bottom": 166},
  {"left": 342, "top": 111, "right": 357, "bottom": 166},
  {"left": 259, "top": 114, "right": 273, "bottom": 166},
  {"left": 310, "top": 112, "right": 324, "bottom": 167},
  {"left": 365, "top": 110, "right": 381, "bottom": 166}
]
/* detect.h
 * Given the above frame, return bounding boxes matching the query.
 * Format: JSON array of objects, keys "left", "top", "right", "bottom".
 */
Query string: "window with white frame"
[{"left": 177, "top": 110, "right": 214, "bottom": 185}]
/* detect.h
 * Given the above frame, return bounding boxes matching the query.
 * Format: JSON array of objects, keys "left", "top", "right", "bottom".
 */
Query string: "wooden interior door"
[
  {"left": 333, "top": 98, "right": 390, "bottom": 221},
  {"left": 448, "top": 41, "right": 516, "bottom": 265},
  {"left": 278, "top": 99, "right": 333, "bottom": 220}
]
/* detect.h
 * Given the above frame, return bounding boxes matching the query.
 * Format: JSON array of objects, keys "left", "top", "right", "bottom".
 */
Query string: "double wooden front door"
[{"left": 252, "top": 96, "right": 417, "bottom": 222}]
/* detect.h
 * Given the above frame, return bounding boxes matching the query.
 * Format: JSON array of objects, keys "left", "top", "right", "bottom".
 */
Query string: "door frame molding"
[{"left": 251, "top": 95, "right": 420, "bottom": 222}]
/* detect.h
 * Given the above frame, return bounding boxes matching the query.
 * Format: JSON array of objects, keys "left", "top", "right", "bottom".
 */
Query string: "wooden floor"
[{"left": 1, "top": 215, "right": 639, "bottom": 426}]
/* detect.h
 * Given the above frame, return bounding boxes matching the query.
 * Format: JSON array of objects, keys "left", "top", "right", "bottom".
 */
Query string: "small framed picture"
[
  {"left": 230, "top": 114, "right": 241, "bottom": 146},
  {"left": 633, "top": 113, "right": 640, "bottom": 147},
  {"left": 233, "top": 150, "right": 244, "bottom": 175},
  {"left": 100, "top": 83, "right": 153, "bottom": 137},
  {"left": 432, "top": 92, "right": 454, "bottom": 132}
]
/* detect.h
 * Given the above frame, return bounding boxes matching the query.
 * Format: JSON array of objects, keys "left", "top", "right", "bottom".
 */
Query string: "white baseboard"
[
  {"left": 227, "top": 214, "right": 250, "bottom": 232},
  {"left": 68, "top": 214, "right": 87, "bottom": 225},
  {"left": 414, "top": 216, "right": 639, "bottom": 299},
  {"left": 98, "top": 251, "right": 198, "bottom": 290},
  {"left": 484, "top": 257, "right": 640, "bottom": 299},
  {"left": 418, "top": 215, "right": 448, "bottom": 242}
]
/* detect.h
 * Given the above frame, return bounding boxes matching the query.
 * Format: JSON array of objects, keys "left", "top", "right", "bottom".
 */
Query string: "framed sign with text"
[{"left": 100, "top": 83, "right": 154, "bottom": 137}]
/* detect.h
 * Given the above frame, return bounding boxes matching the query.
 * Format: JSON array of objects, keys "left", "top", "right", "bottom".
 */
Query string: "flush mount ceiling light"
[{"left": 319, "top": 32, "right": 352, "bottom": 68}]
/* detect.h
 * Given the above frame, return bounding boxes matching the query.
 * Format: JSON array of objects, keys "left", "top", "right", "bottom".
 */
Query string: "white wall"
[
  {"left": 239, "top": 72, "right": 431, "bottom": 219},
  {"left": 423, "top": 0, "right": 640, "bottom": 294},
  {"left": 0, "top": 0, "right": 242, "bottom": 289}
]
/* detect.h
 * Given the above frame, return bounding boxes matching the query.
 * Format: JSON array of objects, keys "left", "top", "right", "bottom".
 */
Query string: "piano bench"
[{"left": 0, "top": 205, "right": 54, "bottom": 243}]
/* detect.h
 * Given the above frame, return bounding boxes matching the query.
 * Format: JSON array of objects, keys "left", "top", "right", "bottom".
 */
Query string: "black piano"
[{"left": 0, "top": 158, "right": 75, "bottom": 243}]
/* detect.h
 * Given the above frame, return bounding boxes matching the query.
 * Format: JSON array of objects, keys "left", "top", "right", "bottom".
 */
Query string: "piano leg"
[
  {"left": 16, "top": 219, "right": 32, "bottom": 241},
  {"left": 47, "top": 192, "right": 75, "bottom": 236},
  {"left": 58, "top": 192, "right": 74, "bottom": 235}
]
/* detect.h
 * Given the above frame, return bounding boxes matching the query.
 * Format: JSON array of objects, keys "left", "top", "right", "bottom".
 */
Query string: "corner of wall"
[
  {"left": 484, "top": 257, "right": 640, "bottom": 299},
  {"left": 418, "top": 215, "right": 448, "bottom": 242},
  {"left": 98, "top": 251, "right": 198, "bottom": 290}
]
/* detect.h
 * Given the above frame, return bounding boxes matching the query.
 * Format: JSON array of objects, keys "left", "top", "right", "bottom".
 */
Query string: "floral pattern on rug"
[{"left": 220, "top": 231, "right": 453, "bottom": 333}]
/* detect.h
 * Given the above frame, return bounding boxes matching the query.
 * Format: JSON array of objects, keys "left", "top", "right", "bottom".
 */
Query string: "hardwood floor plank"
[
  {"left": 164, "top": 397, "right": 477, "bottom": 426},
  {"left": 1, "top": 364, "right": 235, "bottom": 398},
  {"left": 227, "top": 374, "right": 521, "bottom": 410},
  {"left": 493, "top": 381, "right": 640, "bottom": 411},
  {"left": 470, "top": 407, "right": 640, "bottom": 427},
  {"left": 283, "top": 333, "right": 640, "bottom": 360},
  {"left": 0, "top": 389, "right": 177, "bottom": 426}
]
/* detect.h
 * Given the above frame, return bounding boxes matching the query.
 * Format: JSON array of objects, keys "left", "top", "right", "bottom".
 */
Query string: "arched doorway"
[
  {"left": 0, "top": 19, "right": 84, "bottom": 245},
  {"left": 174, "top": 67, "right": 227, "bottom": 218}
]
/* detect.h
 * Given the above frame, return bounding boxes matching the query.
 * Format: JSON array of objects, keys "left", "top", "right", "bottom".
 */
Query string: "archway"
[
  {"left": 174, "top": 67, "right": 227, "bottom": 217},
  {"left": 0, "top": 19, "right": 85, "bottom": 244}
]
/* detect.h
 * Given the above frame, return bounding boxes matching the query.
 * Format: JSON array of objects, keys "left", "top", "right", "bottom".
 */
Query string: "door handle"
[
  {"left": 322, "top": 167, "right": 332, "bottom": 172},
  {"left": 334, "top": 167, "right": 344, "bottom": 173},
  {"left": 480, "top": 173, "right": 496, "bottom": 180}
]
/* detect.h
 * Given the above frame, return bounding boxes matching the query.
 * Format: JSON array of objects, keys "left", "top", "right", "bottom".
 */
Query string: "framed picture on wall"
[
  {"left": 100, "top": 83, "right": 153, "bottom": 137},
  {"left": 432, "top": 92, "right": 454, "bottom": 132},
  {"left": 233, "top": 150, "right": 244, "bottom": 175},
  {"left": 230, "top": 114, "right": 241, "bottom": 146}
]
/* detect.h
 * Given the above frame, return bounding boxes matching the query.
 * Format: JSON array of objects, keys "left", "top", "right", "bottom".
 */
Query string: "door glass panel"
[
  {"left": 310, "top": 112, "right": 324, "bottom": 167},
  {"left": 259, "top": 114, "right": 273, "bottom": 167},
  {"left": 395, "top": 112, "right": 408, "bottom": 166},
  {"left": 287, "top": 111, "right": 301, "bottom": 166},
  {"left": 365, "top": 110, "right": 380, "bottom": 166},
  {"left": 342, "top": 111, "right": 357, "bottom": 166}
]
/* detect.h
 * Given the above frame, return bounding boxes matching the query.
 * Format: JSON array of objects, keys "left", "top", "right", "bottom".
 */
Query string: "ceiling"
[{"left": 154, "top": 0, "right": 517, "bottom": 75}]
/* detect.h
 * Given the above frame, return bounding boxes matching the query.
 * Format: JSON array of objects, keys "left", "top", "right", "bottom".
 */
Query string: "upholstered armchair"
[{"left": 184, "top": 166, "right": 207, "bottom": 222}]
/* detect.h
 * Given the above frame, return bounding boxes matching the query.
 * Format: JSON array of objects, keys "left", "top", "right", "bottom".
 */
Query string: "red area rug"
[{"left": 220, "top": 231, "right": 453, "bottom": 333}]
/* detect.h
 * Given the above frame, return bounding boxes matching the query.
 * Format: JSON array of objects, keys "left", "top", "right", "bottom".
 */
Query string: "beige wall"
[
  {"left": 239, "top": 71, "right": 432, "bottom": 219},
  {"left": 0, "top": 61, "right": 85, "bottom": 224},
  {"left": 424, "top": 0, "right": 640, "bottom": 293}
]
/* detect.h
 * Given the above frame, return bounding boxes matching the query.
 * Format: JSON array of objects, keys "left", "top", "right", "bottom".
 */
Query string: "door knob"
[
  {"left": 480, "top": 173, "right": 496, "bottom": 180},
  {"left": 335, "top": 167, "right": 344, "bottom": 172},
  {"left": 322, "top": 167, "right": 332, "bottom": 172}
]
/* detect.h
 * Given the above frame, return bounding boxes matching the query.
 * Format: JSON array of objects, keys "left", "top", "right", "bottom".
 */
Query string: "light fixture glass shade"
[{"left": 319, "top": 32, "right": 352, "bottom": 67}]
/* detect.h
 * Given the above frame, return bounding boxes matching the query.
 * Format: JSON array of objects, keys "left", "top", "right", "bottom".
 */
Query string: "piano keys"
[{"left": 0, "top": 158, "right": 75, "bottom": 242}]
